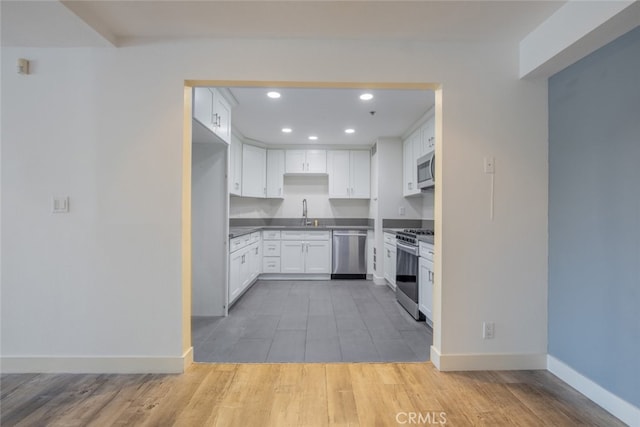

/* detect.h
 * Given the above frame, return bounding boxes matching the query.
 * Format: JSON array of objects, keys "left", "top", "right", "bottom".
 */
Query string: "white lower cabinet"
[
  {"left": 305, "top": 240, "right": 331, "bottom": 273},
  {"left": 281, "top": 241, "right": 305, "bottom": 273},
  {"left": 229, "top": 248, "right": 249, "bottom": 303},
  {"left": 383, "top": 233, "right": 397, "bottom": 287},
  {"left": 383, "top": 243, "right": 397, "bottom": 287},
  {"left": 229, "top": 232, "right": 261, "bottom": 304},
  {"left": 419, "top": 241, "right": 434, "bottom": 325},
  {"left": 280, "top": 230, "right": 331, "bottom": 274}
]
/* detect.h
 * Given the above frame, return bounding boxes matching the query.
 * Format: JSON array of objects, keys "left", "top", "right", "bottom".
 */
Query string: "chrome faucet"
[{"left": 302, "top": 198, "right": 310, "bottom": 226}]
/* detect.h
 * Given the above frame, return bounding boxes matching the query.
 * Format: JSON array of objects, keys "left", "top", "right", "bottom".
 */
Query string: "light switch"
[{"left": 52, "top": 196, "right": 69, "bottom": 213}]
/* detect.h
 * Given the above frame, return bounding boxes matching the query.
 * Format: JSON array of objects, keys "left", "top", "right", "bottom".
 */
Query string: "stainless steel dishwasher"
[{"left": 331, "top": 230, "right": 367, "bottom": 279}]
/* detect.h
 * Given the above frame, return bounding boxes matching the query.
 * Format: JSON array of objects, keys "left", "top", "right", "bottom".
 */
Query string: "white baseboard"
[
  {"left": 372, "top": 274, "right": 386, "bottom": 286},
  {"left": 430, "top": 347, "right": 547, "bottom": 371},
  {"left": 0, "top": 348, "right": 194, "bottom": 374},
  {"left": 547, "top": 355, "right": 640, "bottom": 427}
]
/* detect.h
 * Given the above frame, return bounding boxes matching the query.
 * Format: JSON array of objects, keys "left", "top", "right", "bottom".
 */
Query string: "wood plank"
[{"left": 0, "top": 363, "right": 627, "bottom": 426}]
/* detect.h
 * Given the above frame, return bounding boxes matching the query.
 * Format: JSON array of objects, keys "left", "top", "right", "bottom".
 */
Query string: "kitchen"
[{"left": 191, "top": 85, "right": 436, "bottom": 362}]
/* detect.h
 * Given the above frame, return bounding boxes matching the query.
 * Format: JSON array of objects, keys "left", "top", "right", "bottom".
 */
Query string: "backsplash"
[
  {"left": 230, "top": 218, "right": 374, "bottom": 227},
  {"left": 382, "top": 218, "right": 434, "bottom": 230}
]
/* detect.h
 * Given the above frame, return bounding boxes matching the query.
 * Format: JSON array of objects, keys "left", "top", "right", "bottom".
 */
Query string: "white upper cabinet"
[
  {"left": 327, "top": 150, "right": 350, "bottom": 198},
  {"left": 327, "top": 150, "right": 370, "bottom": 199},
  {"left": 421, "top": 116, "right": 435, "bottom": 153},
  {"left": 349, "top": 150, "right": 371, "bottom": 199},
  {"left": 403, "top": 131, "right": 421, "bottom": 197},
  {"left": 266, "top": 149, "right": 285, "bottom": 198},
  {"left": 229, "top": 133, "right": 242, "bottom": 196},
  {"left": 242, "top": 144, "right": 266, "bottom": 198},
  {"left": 285, "top": 149, "right": 326, "bottom": 174},
  {"left": 403, "top": 116, "right": 435, "bottom": 197},
  {"left": 193, "top": 87, "right": 232, "bottom": 144}
]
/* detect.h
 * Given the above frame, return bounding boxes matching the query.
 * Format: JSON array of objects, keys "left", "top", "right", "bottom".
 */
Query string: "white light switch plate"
[{"left": 52, "top": 196, "right": 69, "bottom": 213}]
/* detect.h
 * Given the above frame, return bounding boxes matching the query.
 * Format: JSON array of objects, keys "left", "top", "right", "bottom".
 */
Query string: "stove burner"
[
  {"left": 396, "top": 228, "right": 434, "bottom": 245},
  {"left": 403, "top": 229, "right": 434, "bottom": 236}
]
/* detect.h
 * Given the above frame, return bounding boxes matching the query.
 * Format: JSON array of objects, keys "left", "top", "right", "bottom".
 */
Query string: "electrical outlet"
[
  {"left": 398, "top": 206, "right": 406, "bottom": 216},
  {"left": 483, "top": 321, "right": 495, "bottom": 339}
]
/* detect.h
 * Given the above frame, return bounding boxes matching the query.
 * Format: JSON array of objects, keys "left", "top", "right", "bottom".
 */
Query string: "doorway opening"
[{"left": 182, "top": 81, "right": 442, "bottom": 364}]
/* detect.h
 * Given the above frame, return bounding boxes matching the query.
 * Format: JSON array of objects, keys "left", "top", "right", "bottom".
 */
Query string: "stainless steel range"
[{"left": 395, "top": 229, "right": 434, "bottom": 319}]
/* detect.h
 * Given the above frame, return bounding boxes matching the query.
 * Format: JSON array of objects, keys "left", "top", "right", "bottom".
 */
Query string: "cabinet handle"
[
  {"left": 302, "top": 162, "right": 305, "bottom": 170},
  {"left": 409, "top": 182, "right": 412, "bottom": 190},
  {"left": 255, "top": 247, "right": 259, "bottom": 255},
  {"left": 306, "top": 243, "right": 309, "bottom": 253},
  {"left": 301, "top": 244, "right": 304, "bottom": 253}
]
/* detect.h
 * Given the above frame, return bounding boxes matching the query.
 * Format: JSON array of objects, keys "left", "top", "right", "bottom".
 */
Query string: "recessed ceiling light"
[
  {"left": 359, "top": 93, "right": 373, "bottom": 101},
  {"left": 345, "top": 128, "right": 355, "bottom": 134},
  {"left": 267, "top": 91, "right": 281, "bottom": 99},
  {"left": 282, "top": 128, "right": 292, "bottom": 133},
  {"left": 308, "top": 136, "right": 318, "bottom": 141}
]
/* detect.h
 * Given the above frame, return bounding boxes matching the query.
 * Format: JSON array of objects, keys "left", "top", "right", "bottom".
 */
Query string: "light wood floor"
[{"left": 1, "top": 362, "right": 623, "bottom": 426}]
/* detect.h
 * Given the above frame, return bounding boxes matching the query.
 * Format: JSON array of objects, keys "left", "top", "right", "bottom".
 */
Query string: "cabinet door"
[
  {"left": 248, "top": 242, "right": 261, "bottom": 283},
  {"left": 383, "top": 243, "right": 397, "bottom": 286},
  {"left": 305, "top": 240, "right": 331, "bottom": 273},
  {"left": 212, "top": 89, "right": 231, "bottom": 144},
  {"left": 193, "top": 88, "right": 213, "bottom": 132},
  {"left": 242, "top": 144, "right": 266, "bottom": 198},
  {"left": 327, "top": 150, "right": 350, "bottom": 198},
  {"left": 421, "top": 117, "right": 435, "bottom": 153},
  {"left": 266, "top": 149, "right": 285, "bottom": 198},
  {"left": 229, "top": 134, "right": 242, "bottom": 195},
  {"left": 389, "top": 245, "right": 397, "bottom": 285},
  {"left": 229, "top": 250, "right": 244, "bottom": 302},
  {"left": 285, "top": 150, "right": 306, "bottom": 174},
  {"left": 419, "top": 257, "right": 434, "bottom": 322},
  {"left": 306, "top": 150, "right": 326, "bottom": 173},
  {"left": 280, "top": 241, "right": 305, "bottom": 273},
  {"left": 350, "top": 150, "right": 370, "bottom": 199},
  {"left": 403, "top": 132, "right": 420, "bottom": 196}
]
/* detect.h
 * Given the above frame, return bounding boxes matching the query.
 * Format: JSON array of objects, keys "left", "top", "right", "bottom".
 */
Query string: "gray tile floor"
[{"left": 192, "top": 280, "right": 432, "bottom": 363}]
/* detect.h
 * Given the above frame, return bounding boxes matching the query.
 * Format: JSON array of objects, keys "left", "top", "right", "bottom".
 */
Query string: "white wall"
[
  {"left": 191, "top": 142, "right": 227, "bottom": 317},
  {"left": 230, "top": 175, "right": 370, "bottom": 220},
  {"left": 1, "top": 36, "right": 548, "bottom": 371}
]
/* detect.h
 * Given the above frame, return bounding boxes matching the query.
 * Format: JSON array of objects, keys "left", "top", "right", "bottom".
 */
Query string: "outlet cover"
[{"left": 483, "top": 321, "right": 495, "bottom": 339}]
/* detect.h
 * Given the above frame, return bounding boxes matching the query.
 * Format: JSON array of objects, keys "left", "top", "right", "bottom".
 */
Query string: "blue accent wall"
[{"left": 549, "top": 26, "right": 640, "bottom": 408}]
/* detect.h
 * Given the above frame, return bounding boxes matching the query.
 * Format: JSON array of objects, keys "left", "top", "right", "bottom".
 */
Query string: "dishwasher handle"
[{"left": 332, "top": 231, "right": 368, "bottom": 236}]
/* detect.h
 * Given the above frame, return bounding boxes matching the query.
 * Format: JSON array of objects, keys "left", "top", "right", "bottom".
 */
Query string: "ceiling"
[
  {"left": 227, "top": 87, "right": 434, "bottom": 146},
  {"left": 1, "top": 1, "right": 565, "bottom": 47},
  {"left": 1, "top": 1, "right": 565, "bottom": 147}
]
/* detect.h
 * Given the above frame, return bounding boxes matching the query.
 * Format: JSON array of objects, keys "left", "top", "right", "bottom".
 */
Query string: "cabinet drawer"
[
  {"left": 230, "top": 236, "right": 247, "bottom": 252},
  {"left": 383, "top": 233, "right": 396, "bottom": 245},
  {"left": 281, "top": 230, "right": 306, "bottom": 240},
  {"left": 250, "top": 231, "right": 261, "bottom": 243},
  {"left": 263, "top": 257, "right": 281, "bottom": 273},
  {"left": 263, "top": 230, "right": 281, "bottom": 240},
  {"left": 305, "top": 231, "right": 330, "bottom": 241},
  {"left": 263, "top": 241, "right": 281, "bottom": 256}
]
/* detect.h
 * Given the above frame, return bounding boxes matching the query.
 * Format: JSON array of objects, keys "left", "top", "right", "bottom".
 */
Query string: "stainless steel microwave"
[{"left": 417, "top": 151, "right": 435, "bottom": 189}]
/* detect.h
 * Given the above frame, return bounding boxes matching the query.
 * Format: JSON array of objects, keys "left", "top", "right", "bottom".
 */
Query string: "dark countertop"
[
  {"left": 230, "top": 225, "right": 373, "bottom": 239},
  {"left": 382, "top": 228, "right": 403, "bottom": 235}
]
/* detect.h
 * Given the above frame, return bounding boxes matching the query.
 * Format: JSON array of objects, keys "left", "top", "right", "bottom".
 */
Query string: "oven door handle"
[{"left": 396, "top": 241, "right": 419, "bottom": 256}]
